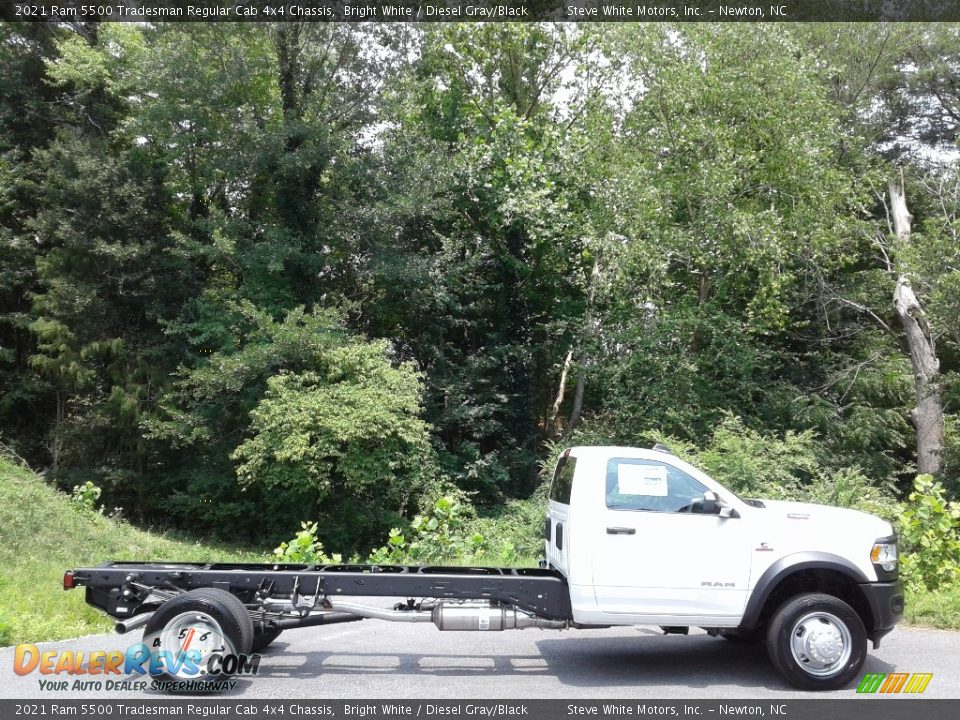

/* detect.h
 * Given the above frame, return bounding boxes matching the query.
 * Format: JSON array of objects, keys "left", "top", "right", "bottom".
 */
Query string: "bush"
[
  {"left": 803, "top": 467, "right": 900, "bottom": 523},
  {"left": 942, "top": 412, "right": 960, "bottom": 497},
  {"left": 899, "top": 475, "right": 960, "bottom": 593},
  {"left": 147, "top": 304, "right": 437, "bottom": 548},
  {"left": 621, "top": 415, "right": 901, "bottom": 519},
  {"left": 465, "top": 488, "right": 547, "bottom": 564},
  {"left": 231, "top": 339, "right": 437, "bottom": 550},
  {"left": 366, "top": 493, "right": 485, "bottom": 565},
  {"left": 682, "top": 414, "right": 819, "bottom": 498},
  {"left": 70, "top": 480, "right": 102, "bottom": 513},
  {"left": 276, "top": 483, "right": 544, "bottom": 570},
  {"left": 273, "top": 521, "right": 342, "bottom": 564}
]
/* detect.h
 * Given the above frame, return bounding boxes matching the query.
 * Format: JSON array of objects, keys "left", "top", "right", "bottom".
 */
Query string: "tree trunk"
[
  {"left": 566, "top": 373, "right": 586, "bottom": 436},
  {"left": 565, "top": 255, "right": 602, "bottom": 437},
  {"left": 49, "top": 391, "right": 64, "bottom": 474},
  {"left": 548, "top": 346, "right": 574, "bottom": 433},
  {"left": 889, "top": 179, "right": 943, "bottom": 476}
]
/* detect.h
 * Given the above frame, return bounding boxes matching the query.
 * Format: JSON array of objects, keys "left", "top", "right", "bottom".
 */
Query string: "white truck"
[{"left": 66, "top": 445, "right": 903, "bottom": 691}]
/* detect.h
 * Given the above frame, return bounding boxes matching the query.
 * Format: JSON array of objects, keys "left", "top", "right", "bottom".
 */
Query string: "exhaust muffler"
[
  {"left": 430, "top": 604, "right": 566, "bottom": 631},
  {"left": 325, "top": 600, "right": 566, "bottom": 631}
]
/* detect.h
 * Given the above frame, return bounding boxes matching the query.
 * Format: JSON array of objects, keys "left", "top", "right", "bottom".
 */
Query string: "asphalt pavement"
[{"left": 3, "top": 612, "right": 959, "bottom": 700}]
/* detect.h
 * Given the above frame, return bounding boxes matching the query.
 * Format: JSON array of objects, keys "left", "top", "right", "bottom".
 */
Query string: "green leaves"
[
  {"left": 147, "top": 301, "right": 434, "bottom": 546},
  {"left": 365, "top": 493, "right": 482, "bottom": 565},
  {"left": 70, "top": 480, "right": 102, "bottom": 514},
  {"left": 900, "top": 476, "right": 960, "bottom": 593},
  {"left": 147, "top": 303, "right": 345, "bottom": 447},
  {"left": 273, "top": 522, "right": 341, "bottom": 565},
  {"left": 371, "top": 26, "right": 604, "bottom": 493},
  {"left": 232, "top": 341, "right": 433, "bottom": 504}
]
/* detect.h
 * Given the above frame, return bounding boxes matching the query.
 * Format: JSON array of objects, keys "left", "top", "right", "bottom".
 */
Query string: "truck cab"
[{"left": 546, "top": 445, "right": 904, "bottom": 689}]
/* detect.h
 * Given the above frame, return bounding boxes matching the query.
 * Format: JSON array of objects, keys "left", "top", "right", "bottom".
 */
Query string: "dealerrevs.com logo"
[{"left": 13, "top": 637, "right": 261, "bottom": 693}]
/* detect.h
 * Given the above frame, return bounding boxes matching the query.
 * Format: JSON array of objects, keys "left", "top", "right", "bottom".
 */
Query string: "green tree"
[
  {"left": 798, "top": 25, "right": 959, "bottom": 480},
  {"left": 13, "top": 25, "right": 179, "bottom": 496},
  {"left": 148, "top": 303, "right": 434, "bottom": 547},
  {"left": 233, "top": 339, "right": 434, "bottom": 549},
  {"left": 366, "top": 25, "right": 609, "bottom": 497},
  {"left": 583, "top": 26, "right": 912, "bottom": 483},
  {"left": 0, "top": 23, "right": 66, "bottom": 459}
]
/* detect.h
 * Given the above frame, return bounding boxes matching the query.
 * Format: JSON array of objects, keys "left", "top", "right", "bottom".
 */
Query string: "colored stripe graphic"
[
  {"left": 903, "top": 673, "right": 933, "bottom": 694},
  {"left": 857, "top": 672, "right": 933, "bottom": 694},
  {"left": 880, "top": 672, "right": 910, "bottom": 693},
  {"left": 857, "top": 673, "right": 885, "bottom": 693}
]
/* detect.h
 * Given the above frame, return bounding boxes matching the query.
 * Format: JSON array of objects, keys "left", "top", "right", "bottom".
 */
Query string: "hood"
[{"left": 755, "top": 498, "right": 894, "bottom": 540}]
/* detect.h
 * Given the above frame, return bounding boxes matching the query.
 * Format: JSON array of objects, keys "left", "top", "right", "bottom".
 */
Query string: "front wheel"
[{"left": 766, "top": 593, "right": 867, "bottom": 690}]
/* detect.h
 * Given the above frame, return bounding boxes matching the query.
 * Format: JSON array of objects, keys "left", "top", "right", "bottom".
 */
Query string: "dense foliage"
[{"left": 1, "top": 23, "right": 958, "bottom": 558}]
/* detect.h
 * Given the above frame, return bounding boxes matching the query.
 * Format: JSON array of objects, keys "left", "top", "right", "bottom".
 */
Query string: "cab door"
[{"left": 591, "top": 455, "right": 751, "bottom": 622}]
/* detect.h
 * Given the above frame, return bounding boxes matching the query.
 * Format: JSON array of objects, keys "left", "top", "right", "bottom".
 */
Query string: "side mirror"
[
  {"left": 702, "top": 491, "right": 718, "bottom": 514},
  {"left": 701, "top": 492, "right": 740, "bottom": 518}
]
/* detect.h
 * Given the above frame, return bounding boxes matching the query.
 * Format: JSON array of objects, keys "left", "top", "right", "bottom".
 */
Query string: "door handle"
[{"left": 606, "top": 527, "right": 636, "bottom": 535}]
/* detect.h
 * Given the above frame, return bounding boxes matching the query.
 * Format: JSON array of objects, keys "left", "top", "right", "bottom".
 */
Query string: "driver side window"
[{"left": 605, "top": 458, "right": 709, "bottom": 514}]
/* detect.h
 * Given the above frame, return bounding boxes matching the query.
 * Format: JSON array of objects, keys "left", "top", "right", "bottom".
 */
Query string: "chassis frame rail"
[{"left": 67, "top": 562, "right": 573, "bottom": 621}]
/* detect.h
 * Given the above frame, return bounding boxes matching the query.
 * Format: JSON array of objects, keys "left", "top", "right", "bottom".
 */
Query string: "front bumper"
[{"left": 860, "top": 580, "right": 904, "bottom": 648}]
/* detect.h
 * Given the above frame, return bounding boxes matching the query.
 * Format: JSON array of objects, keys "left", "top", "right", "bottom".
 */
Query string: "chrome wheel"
[
  {"left": 143, "top": 588, "right": 254, "bottom": 689},
  {"left": 788, "top": 611, "right": 852, "bottom": 677},
  {"left": 155, "top": 611, "right": 231, "bottom": 679}
]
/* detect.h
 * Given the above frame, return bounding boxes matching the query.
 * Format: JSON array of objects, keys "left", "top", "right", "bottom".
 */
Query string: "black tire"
[
  {"left": 251, "top": 628, "right": 283, "bottom": 652},
  {"left": 143, "top": 588, "right": 254, "bottom": 686},
  {"left": 766, "top": 593, "right": 867, "bottom": 691}
]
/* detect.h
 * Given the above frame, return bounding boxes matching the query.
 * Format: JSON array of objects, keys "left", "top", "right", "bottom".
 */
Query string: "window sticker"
[{"left": 616, "top": 463, "right": 668, "bottom": 497}]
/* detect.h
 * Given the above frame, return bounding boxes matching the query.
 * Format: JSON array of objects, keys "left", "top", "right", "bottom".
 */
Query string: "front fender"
[{"left": 739, "top": 552, "right": 869, "bottom": 631}]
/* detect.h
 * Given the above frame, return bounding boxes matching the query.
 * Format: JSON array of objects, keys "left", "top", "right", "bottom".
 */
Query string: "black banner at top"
[{"left": 3, "top": 0, "right": 960, "bottom": 23}]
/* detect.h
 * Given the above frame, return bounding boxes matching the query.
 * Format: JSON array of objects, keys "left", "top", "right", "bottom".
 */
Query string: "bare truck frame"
[{"left": 65, "top": 560, "right": 574, "bottom": 639}]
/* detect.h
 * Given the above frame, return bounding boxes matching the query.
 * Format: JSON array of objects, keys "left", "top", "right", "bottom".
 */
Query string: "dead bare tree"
[
  {"left": 888, "top": 174, "right": 944, "bottom": 476},
  {"left": 798, "top": 170, "right": 945, "bottom": 477}
]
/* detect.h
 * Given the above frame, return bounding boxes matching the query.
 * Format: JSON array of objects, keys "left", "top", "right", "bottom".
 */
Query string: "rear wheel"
[
  {"left": 766, "top": 593, "right": 866, "bottom": 690},
  {"left": 142, "top": 588, "right": 254, "bottom": 687}
]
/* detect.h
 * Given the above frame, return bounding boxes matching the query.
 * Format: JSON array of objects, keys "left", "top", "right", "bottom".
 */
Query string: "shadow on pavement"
[{"left": 234, "top": 633, "right": 897, "bottom": 693}]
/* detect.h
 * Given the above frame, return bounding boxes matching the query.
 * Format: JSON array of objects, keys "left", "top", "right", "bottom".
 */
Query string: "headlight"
[{"left": 871, "top": 541, "right": 898, "bottom": 573}]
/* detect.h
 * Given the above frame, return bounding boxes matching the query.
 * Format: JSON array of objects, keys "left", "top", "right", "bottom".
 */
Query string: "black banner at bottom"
[{"left": 2, "top": 700, "right": 959, "bottom": 720}]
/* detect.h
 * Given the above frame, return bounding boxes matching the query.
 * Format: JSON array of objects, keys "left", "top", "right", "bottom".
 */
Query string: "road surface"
[{"left": 3, "top": 615, "right": 958, "bottom": 699}]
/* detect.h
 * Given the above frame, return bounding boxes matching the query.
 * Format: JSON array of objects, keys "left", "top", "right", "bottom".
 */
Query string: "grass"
[
  {"left": 0, "top": 457, "right": 255, "bottom": 646},
  {"left": 905, "top": 585, "right": 960, "bottom": 629}
]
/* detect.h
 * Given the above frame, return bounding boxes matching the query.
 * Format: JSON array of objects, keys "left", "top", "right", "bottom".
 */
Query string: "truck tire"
[
  {"left": 252, "top": 628, "right": 283, "bottom": 652},
  {"left": 766, "top": 592, "right": 866, "bottom": 690},
  {"left": 142, "top": 588, "right": 254, "bottom": 686}
]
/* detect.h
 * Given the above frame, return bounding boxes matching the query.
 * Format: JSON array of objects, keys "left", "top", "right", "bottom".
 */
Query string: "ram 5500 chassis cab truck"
[{"left": 66, "top": 446, "right": 903, "bottom": 691}]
